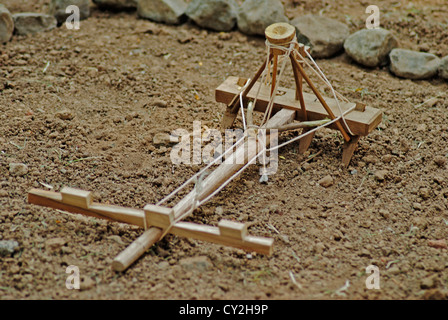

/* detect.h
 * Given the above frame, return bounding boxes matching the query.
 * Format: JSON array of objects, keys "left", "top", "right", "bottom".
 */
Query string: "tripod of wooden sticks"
[{"left": 220, "top": 23, "right": 380, "bottom": 166}]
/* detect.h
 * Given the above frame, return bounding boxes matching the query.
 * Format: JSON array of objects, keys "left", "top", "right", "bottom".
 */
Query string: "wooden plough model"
[{"left": 28, "top": 23, "right": 382, "bottom": 272}]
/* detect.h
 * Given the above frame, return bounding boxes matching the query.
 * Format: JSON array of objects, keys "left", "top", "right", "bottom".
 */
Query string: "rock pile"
[{"left": 1, "top": 0, "right": 447, "bottom": 82}]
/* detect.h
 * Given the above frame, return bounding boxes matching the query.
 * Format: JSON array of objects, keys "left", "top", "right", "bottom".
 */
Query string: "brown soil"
[{"left": 1, "top": 0, "right": 447, "bottom": 300}]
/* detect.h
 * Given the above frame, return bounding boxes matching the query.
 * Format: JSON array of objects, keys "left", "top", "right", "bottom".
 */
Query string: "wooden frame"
[{"left": 27, "top": 23, "right": 381, "bottom": 272}]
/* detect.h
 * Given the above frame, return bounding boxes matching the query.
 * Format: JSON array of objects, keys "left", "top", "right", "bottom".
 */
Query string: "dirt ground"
[{"left": 1, "top": 0, "right": 448, "bottom": 300}]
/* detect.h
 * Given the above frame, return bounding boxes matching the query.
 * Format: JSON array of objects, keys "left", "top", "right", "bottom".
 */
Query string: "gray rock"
[
  {"left": 389, "top": 49, "right": 440, "bottom": 80},
  {"left": 186, "top": 0, "right": 237, "bottom": 32},
  {"left": 138, "top": 0, "right": 187, "bottom": 25},
  {"left": 343, "top": 28, "right": 398, "bottom": 67},
  {"left": 291, "top": 15, "right": 349, "bottom": 58},
  {"left": 9, "top": 163, "right": 28, "bottom": 177},
  {"left": 0, "top": 240, "right": 19, "bottom": 257},
  {"left": 237, "top": 0, "right": 288, "bottom": 36},
  {"left": 0, "top": 4, "right": 14, "bottom": 43},
  {"left": 13, "top": 13, "right": 57, "bottom": 35},
  {"left": 438, "top": 56, "right": 448, "bottom": 80},
  {"left": 48, "top": 0, "right": 91, "bottom": 24},
  {"left": 93, "top": 0, "right": 138, "bottom": 10}
]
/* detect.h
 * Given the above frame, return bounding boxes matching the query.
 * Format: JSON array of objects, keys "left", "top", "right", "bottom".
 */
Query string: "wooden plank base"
[{"left": 216, "top": 76, "right": 382, "bottom": 137}]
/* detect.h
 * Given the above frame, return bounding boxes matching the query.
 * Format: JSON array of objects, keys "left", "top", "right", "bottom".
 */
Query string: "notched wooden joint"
[
  {"left": 144, "top": 204, "right": 174, "bottom": 229},
  {"left": 60, "top": 187, "right": 92, "bottom": 209},
  {"left": 218, "top": 220, "right": 248, "bottom": 240}
]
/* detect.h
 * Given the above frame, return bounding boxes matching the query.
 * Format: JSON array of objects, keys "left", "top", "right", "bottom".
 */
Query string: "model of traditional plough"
[{"left": 28, "top": 23, "right": 382, "bottom": 272}]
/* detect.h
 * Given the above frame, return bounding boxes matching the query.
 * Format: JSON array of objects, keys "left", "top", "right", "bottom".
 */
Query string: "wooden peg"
[
  {"left": 237, "top": 77, "right": 249, "bottom": 87},
  {"left": 218, "top": 220, "right": 248, "bottom": 240},
  {"left": 60, "top": 187, "right": 92, "bottom": 209},
  {"left": 342, "top": 135, "right": 361, "bottom": 167},
  {"left": 355, "top": 102, "right": 366, "bottom": 112},
  {"left": 144, "top": 204, "right": 174, "bottom": 229},
  {"left": 298, "top": 129, "right": 315, "bottom": 154}
]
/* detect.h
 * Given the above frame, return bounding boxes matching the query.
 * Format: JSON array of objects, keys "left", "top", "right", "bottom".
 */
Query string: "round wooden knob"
[{"left": 265, "top": 23, "right": 296, "bottom": 45}]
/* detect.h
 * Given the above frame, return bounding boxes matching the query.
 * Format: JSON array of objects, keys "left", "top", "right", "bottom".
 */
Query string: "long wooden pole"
[{"left": 112, "top": 108, "right": 296, "bottom": 271}]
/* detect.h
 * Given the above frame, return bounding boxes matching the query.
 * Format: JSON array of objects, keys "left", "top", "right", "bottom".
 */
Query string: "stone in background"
[
  {"left": 291, "top": 14, "right": 349, "bottom": 58},
  {"left": 138, "top": 0, "right": 187, "bottom": 25},
  {"left": 0, "top": 4, "right": 14, "bottom": 43},
  {"left": 13, "top": 13, "right": 57, "bottom": 36},
  {"left": 237, "top": 0, "right": 288, "bottom": 36},
  {"left": 438, "top": 56, "right": 448, "bottom": 80},
  {"left": 389, "top": 48, "right": 441, "bottom": 80},
  {"left": 344, "top": 28, "right": 398, "bottom": 67},
  {"left": 93, "top": 0, "right": 139, "bottom": 10},
  {"left": 49, "top": 0, "right": 91, "bottom": 24},
  {"left": 186, "top": 0, "right": 238, "bottom": 32}
]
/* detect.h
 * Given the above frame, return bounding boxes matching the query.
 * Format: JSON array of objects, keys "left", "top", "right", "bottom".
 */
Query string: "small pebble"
[
  {"left": 9, "top": 163, "right": 28, "bottom": 177},
  {"left": 434, "top": 156, "right": 446, "bottom": 167},
  {"left": 374, "top": 170, "right": 388, "bottom": 181},
  {"left": 0, "top": 240, "right": 19, "bottom": 257},
  {"left": 318, "top": 175, "right": 333, "bottom": 188}
]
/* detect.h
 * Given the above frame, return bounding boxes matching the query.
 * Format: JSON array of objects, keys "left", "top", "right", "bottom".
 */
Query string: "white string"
[
  {"left": 239, "top": 78, "right": 251, "bottom": 131},
  {"left": 199, "top": 104, "right": 356, "bottom": 207},
  {"left": 295, "top": 48, "right": 354, "bottom": 136},
  {"left": 156, "top": 134, "right": 246, "bottom": 206},
  {"left": 259, "top": 41, "right": 295, "bottom": 127},
  {"left": 155, "top": 37, "right": 359, "bottom": 219}
]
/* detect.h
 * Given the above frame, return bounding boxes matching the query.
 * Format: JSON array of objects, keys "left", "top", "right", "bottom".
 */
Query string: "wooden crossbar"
[
  {"left": 216, "top": 76, "right": 382, "bottom": 137},
  {"left": 28, "top": 188, "right": 274, "bottom": 262}
]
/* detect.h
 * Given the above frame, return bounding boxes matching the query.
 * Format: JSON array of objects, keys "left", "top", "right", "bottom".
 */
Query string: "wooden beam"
[
  {"left": 28, "top": 188, "right": 146, "bottom": 227},
  {"left": 112, "top": 108, "right": 296, "bottom": 271},
  {"left": 61, "top": 187, "right": 92, "bottom": 209},
  {"left": 28, "top": 188, "right": 275, "bottom": 265},
  {"left": 144, "top": 204, "right": 174, "bottom": 229},
  {"left": 216, "top": 76, "right": 382, "bottom": 137}
]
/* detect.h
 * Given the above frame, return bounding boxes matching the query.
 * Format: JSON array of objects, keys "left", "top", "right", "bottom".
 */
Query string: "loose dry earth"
[{"left": 1, "top": 0, "right": 448, "bottom": 300}]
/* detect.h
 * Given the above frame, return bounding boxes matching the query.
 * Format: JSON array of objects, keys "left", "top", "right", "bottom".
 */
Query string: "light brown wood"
[
  {"left": 290, "top": 55, "right": 307, "bottom": 120},
  {"left": 218, "top": 220, "right": 248, "bottom": 240},
  {"left": 144, "top": 204, "right": 174, "bottom": 229},
  {"left": 173, "top": 108, "right": 296, "bottom": 220},
  {"left": 112, "top": 228, "right": 163, "bottom": 272},
  {"left": 28, "top": 188, "right": 146, "bottom": 227},
  {"left": 61, "top": 187, "right": 92, "bottom": 209},
  {"left": 342, "top": 135, "right": 361, "bottom": 167},
  {"left": 271, "top": 54, "right": 278, "bottom": 95},
  {"left": 290, "top": 57, "right": 351, "bottom": 142},
  {"left": 28, "top": 187, "right": 275, "bottom": 267},
  {"left": 265, "top": 23, "right": 296, "bottom": 45},
  {"left": 112, "top": 108, "right": 295, "bottom": 271},
  {"left": 172, "top": 221, "right": 273, "bottom": 255},
  {"left": 216, "top": 76, "right": 382, "bottom": 137},
  {"left": 222, "top": 54, "right": 273, "bottom": 129},
  {"left": 298, "top": 129, "right": 315, "bottom": 154}
]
